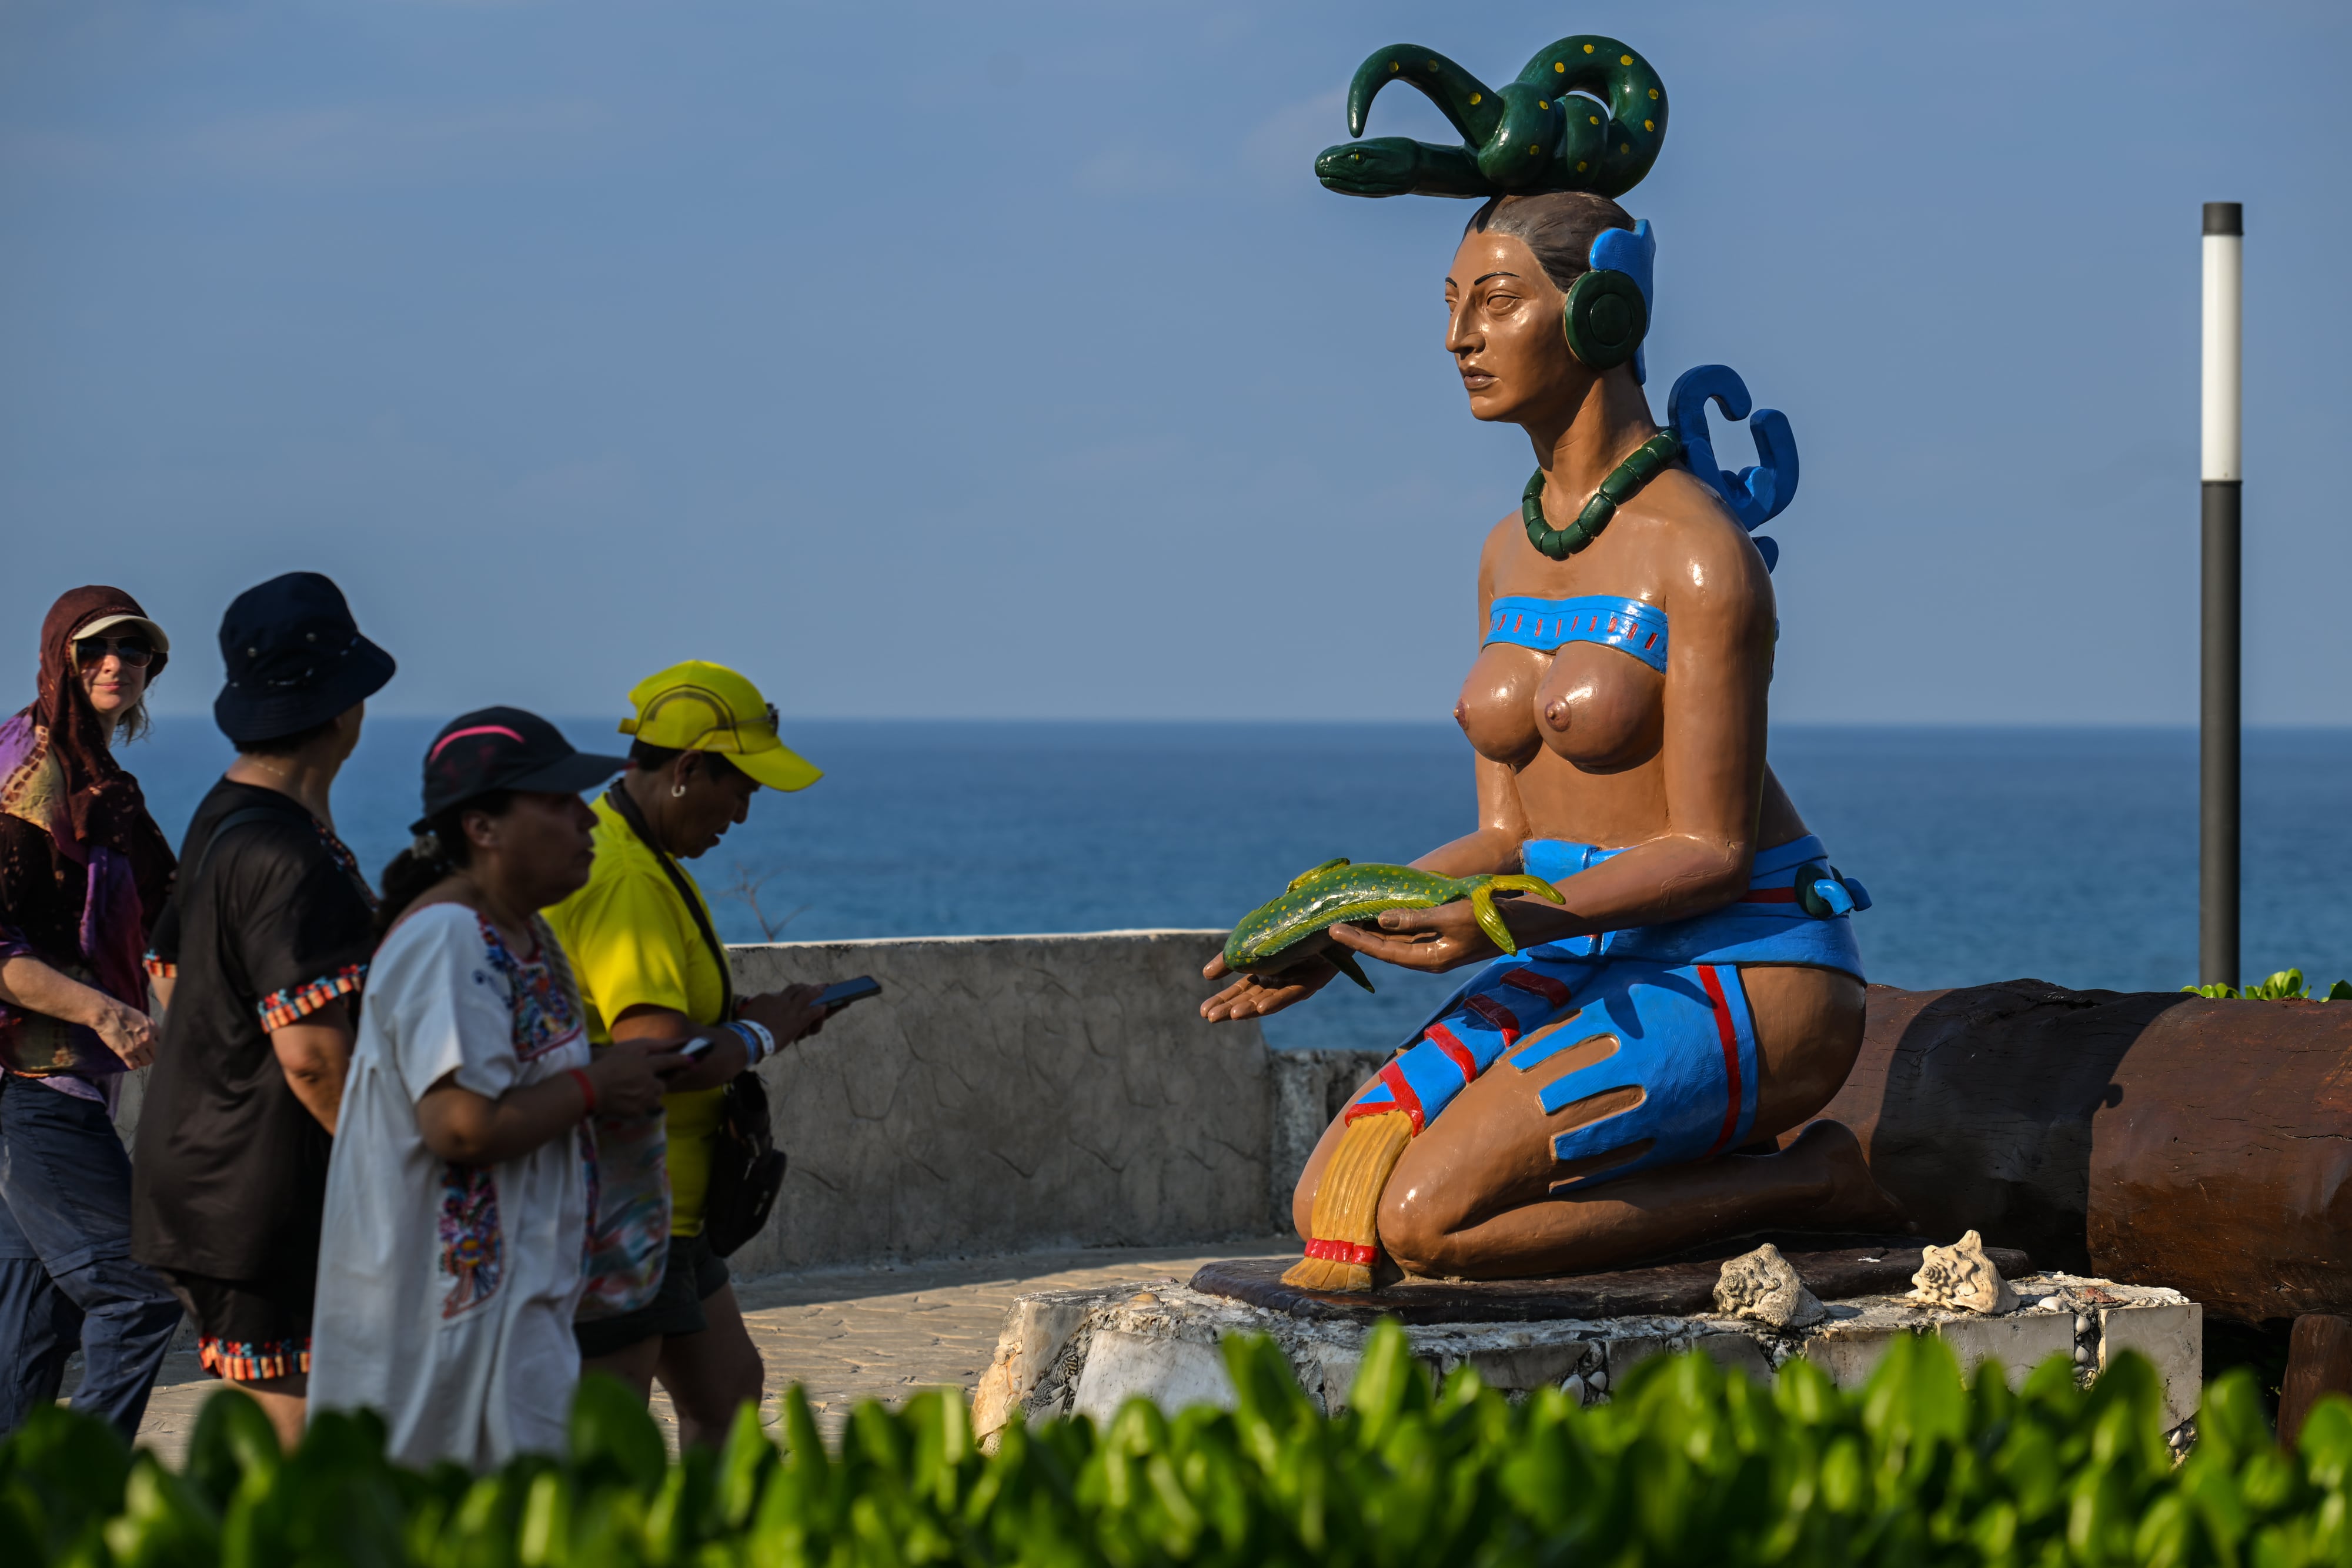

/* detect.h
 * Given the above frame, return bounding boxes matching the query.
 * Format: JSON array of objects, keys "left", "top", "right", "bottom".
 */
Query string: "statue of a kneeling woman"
[{"left": 1202, "top": 181, "right": 1903, "bottom": 1290}]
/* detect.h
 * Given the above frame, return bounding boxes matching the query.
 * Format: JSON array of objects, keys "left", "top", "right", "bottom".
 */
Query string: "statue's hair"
[{"left": 1464, "top": 191, "right": 1634, "bottom": 293}]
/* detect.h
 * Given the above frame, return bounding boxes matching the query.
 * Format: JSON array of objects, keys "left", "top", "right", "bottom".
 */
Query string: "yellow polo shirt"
[{"left": 546, "top": 795, "right": 728, "bottom": 1237}]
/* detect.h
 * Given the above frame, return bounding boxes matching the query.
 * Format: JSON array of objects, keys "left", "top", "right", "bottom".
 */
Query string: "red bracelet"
[{"left": 566, "top": 1067, "right": 596, "bottom": 1118}]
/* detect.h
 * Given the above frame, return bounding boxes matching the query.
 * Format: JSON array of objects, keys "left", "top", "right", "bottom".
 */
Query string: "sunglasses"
[{"left": 74, "top": 636, "right": 156, "bottom": 668}]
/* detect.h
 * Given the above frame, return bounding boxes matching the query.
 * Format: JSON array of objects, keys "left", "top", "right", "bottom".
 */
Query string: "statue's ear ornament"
[
  {"left": 1563, "top": 220, "right": 1656, "bottom": 384},
  {"left": 1667, "top": 364, "right": 1801, "bottom": 573},
  {"left": 1314, "top": 36, "right": 1668, "bottom": 201}
]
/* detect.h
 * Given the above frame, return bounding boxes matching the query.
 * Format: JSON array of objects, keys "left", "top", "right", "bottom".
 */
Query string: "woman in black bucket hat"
[{"left": 132, "top": 571, "right": 395, "bottom": 1451}]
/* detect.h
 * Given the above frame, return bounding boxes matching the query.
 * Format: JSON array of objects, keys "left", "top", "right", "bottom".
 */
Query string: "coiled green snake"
[{"left": 1315, "top": 35, "right": 1667, "bottom": 201}]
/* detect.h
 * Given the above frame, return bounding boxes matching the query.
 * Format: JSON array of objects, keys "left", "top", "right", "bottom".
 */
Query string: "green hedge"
[{"left": 7, "top": 1323, "right": 2350, "bottom": 1566}]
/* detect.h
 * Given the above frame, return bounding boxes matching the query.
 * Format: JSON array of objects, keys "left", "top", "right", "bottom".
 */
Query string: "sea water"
[{"left": 123, "top": 718, "right": 2352, "bottom": 1052}]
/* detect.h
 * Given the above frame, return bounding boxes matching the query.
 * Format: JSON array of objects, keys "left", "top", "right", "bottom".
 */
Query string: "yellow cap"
[{"left": 616, "top": 660, "right": 821, "bottom": 793}]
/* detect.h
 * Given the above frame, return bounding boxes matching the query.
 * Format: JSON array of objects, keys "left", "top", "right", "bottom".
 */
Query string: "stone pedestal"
[{"left": 970, "top": 1262, "right": 2204, "bottom": 1443}]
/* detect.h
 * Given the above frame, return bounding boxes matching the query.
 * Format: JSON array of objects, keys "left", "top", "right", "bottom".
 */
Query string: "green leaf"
[
  {"left": 1339, "top": 1320, "right": 1429, "bottom": 1449},
  {"left": 2296, "top": 1396, "right": 2352, "bottom": 1490},
  {"left": 1861, "top": 1330, "right": 1968, "bottom": 1458},
  {"left": 1, "top": 1404, "right": 131, "bottom": 1556},
  {"left": 568, "top": 1372, "right": 667, "bottom": 1494},
  {"left": 2241, "top": 969, "right": 2308, "bottom": 1000},
  {"left": 713, "top": 1400, "right": 776, "bottom": 1530},
  {"left": 2200, "top": 1368, "right": 2277, "bottom": 1468},
  {"left": 101, "top": 1454, "right": 219, "bottom": 1568},
  {"left": 183, "top": 1388, "right": 280, "bottom": 1517}
]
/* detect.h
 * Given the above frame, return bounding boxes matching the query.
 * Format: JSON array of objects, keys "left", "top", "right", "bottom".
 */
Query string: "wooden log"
[
  {"left": 2280, "top": 1313, "right": 2352, "bottom": 1450},
  {"left": 1804, "top": 981, "right": 2352, "bottom": 1327}
]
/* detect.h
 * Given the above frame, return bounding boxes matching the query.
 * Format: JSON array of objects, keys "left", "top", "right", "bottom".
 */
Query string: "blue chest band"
[{"left": 1484, "top": 596, "right": 1669, "bottom": 671}]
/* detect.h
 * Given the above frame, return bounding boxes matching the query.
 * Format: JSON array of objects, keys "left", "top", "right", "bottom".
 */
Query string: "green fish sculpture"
[{"left": 1222, "top": 860, "right": 1567, "bottom": 994}]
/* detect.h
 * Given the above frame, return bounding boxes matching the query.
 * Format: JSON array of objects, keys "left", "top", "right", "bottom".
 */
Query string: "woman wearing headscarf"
[{"left": 0, "top": 586, "right": 186, "bottom": 1439}]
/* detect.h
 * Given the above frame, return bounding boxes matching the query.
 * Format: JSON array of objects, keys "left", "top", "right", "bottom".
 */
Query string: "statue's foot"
[{"left": 1784, "top": 1119, "right": 1914, "bottom": 1235}]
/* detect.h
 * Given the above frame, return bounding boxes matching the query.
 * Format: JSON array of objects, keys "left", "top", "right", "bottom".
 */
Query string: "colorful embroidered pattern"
[
  {"left": 437, "top": 1162, "right": 503, "bottom": 1318},
  {"left": 256, "top": 963, "right": 366, "bottom": 1029},
  {"left": 199, "top": 1335, "right": 309, "bottom": 1383},
  {"left": 142, "top": 952, "right": 178, "bottom": 980},
  {"left": 475, "top": 915, "right": 584, "bottom": 1062}
]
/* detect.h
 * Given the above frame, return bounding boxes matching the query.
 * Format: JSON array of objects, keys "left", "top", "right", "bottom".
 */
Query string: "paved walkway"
[{"left": 113, "top": 1237, "right": 1295, "bottom": 1464}]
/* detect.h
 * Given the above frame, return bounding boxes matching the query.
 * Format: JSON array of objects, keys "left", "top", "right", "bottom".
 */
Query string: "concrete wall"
[
  {"left": 113, "top": 930, "right": 1391, "bottom": 1276},
  {"left": 729, "top": 931, "right": 1327, "bottom": 1276}
]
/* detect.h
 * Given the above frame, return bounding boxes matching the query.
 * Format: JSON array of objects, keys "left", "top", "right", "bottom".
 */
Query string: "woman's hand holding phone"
[
  {"left": 739, "top": 983, "right": 829, "bottom": 1052},
  {"left": 586, "top": 1037, "right": 688, "bottom": 1116}
]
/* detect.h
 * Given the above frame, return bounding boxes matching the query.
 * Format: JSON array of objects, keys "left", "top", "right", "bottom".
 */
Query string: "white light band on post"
[{"left": 2202, "top": 210, "right": 2243, "bottom": 481}]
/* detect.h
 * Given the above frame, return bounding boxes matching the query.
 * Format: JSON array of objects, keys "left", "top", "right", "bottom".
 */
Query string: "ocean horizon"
[{"left": 113, "top": 717, "right": 2352, "bottom": 1053}]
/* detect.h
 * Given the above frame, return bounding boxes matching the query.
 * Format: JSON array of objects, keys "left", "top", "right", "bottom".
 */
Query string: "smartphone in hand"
[{"left": 816, "top": 976, "right": 882, "bottom": 1014}]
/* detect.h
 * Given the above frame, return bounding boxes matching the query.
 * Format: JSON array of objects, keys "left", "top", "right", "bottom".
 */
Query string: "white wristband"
[{"left": 729, "top": 1018, "right": 776, "bottom": 1064}]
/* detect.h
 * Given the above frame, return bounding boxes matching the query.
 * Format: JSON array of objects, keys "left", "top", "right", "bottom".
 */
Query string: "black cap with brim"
[
  {"left": 412, "top": 706, "right": 629, "bottom": 833},
  {"left": 213, "top": 572, "right": 398, "bottom": 746}
]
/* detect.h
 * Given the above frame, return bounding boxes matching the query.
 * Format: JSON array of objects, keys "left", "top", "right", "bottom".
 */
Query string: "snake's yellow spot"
[
  {"left": 1589, "top": 114, "right": 1600, "bottom": 124},
  {"left": 1621, "top": 54, "right": 1633, "bottom": 65},
  {"left": 1576, "top": 161, "right": 1588, "bottom": 171},
  {"left": 1469, "top": 92, "right": 1481, "bottom": 104},
  {"left": 1619, "top": 142, "right": 1630, "bottom": 153},
  {"left": 1426, "top": 59, "right": 1438, "bottom": 69},
  {"left": 1538, "top": 100, "right": 1548, "bottom": 109},
  {"left": 1389, "top": 61, "right": 1399, "bottom": 72},
  {"left": 1643, "top": 120, "right": 1654, "bottom": 131},
  {"left": 1583, "top": 44, "right": 1595, "bottom": 54},
  {"left": 1555, "top": 61, "right": 1566, "bottom": 71},
  {"left": 1649, "top": 88, "right": 1661, "bottom": 100},
  {"left": 1528, "top": 144, "right": 1539, "bottom": 154}
]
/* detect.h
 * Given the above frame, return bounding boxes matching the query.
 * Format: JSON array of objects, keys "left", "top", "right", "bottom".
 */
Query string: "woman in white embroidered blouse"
[{"left": 308, "top": 709, "right": 684, "bottom": 1470}]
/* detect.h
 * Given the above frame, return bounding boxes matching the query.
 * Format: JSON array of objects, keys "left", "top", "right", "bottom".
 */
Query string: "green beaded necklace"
[{"left": 1521, "top": 431, "right": 1685, "bottom": 560}]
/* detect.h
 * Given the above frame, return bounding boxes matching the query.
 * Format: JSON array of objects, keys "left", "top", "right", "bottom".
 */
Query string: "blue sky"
[{"left": 2, "top": 0, "right": 2346, "bottom": 725}]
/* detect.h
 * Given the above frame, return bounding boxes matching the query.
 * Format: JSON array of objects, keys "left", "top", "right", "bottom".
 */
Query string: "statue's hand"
[
  {"left": 1329, "top": 901, "right": 1499, "bottom": 972},
  {"left": 1199, "top": 951, "right": 1338, "bottom": 1022}
]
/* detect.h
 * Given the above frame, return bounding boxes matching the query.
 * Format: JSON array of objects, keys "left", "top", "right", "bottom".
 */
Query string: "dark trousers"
[{"left": 0, "top": 1075, "right": 183, "bottom": 1437}]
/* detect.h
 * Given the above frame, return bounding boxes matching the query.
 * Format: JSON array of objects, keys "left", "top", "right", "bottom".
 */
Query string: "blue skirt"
[{"left": 1343, "top": 835, "right": 1867, "bottom": 1193}]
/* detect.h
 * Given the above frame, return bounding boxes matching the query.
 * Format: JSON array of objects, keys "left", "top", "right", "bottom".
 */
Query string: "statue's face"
[{"left": 1444, "top": 230, "right": 1586, "bottom": 426}]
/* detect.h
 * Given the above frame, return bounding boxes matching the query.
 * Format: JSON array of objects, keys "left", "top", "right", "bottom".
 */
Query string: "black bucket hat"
[
  {"left": 414, "top": 707, "right": 630, "bottom": 833},
  {"left": 213, "top": 572, "right": 397, "bottom": 747}
]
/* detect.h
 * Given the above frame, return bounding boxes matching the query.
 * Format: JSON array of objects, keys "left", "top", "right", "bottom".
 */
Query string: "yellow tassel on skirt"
[{"left": 1282, "top": 1109, "right": 1414, "bottom": 1292}]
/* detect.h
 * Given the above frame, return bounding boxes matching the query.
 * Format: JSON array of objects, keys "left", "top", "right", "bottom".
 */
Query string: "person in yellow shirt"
[{"left": 547, "top": 661, "right": 828, "bottom": 1446}]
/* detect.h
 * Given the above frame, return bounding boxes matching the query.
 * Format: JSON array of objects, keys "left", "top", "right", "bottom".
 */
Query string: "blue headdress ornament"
[{"left": 1581, "top": 219, "right": 1656, "bottom": 387}]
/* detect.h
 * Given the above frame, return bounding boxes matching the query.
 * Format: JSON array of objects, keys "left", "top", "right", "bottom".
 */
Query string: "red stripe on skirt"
[
  {"left": 1462, "top": 994, "right": 1522, "bottom": 1042},
  {"left": 1425, "top": 1022, "right": 1481, "bottom": 1082},
  {"left": 1376, "top": 1060, "right": 1426, "bottom": 1135},
  {"left": 1699, "top": 964, "right": 1743, "bottom": 1155},
  {"left": 1501, "top": 968, "right": 1575, "bottom": 1006}
]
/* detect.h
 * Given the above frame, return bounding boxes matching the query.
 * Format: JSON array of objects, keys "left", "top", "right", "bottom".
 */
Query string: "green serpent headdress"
[{"left": 1314, "top": 35, "right": 1666, "bottom": 200}]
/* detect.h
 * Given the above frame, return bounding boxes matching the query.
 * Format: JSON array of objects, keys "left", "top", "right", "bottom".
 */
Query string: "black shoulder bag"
[{"left": 603, "top": 784, "right": 786, "bottom": 1258}]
